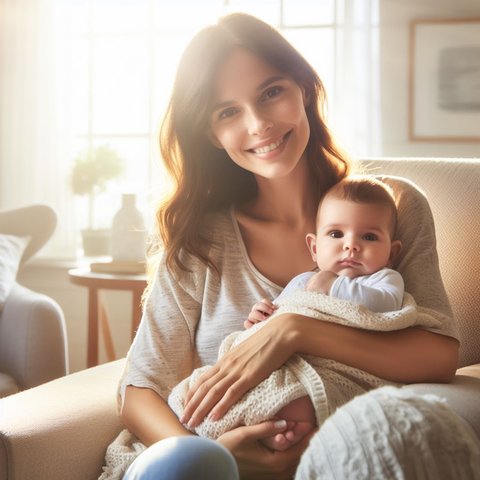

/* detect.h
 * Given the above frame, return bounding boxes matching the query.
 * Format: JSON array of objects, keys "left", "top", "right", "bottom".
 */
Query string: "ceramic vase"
[{"left": 111, "top": 193, "right": 147, "bottom": 262}]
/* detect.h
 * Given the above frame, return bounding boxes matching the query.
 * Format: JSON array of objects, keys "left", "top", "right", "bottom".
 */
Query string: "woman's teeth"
[{"left": 253, "top": 136, "right": 284, "bottom": 154}]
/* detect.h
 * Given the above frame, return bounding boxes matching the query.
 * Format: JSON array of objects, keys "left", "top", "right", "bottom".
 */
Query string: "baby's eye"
[
  {"left": 328, "top": 230, "right": 343, "bottom": 238},
  {"left": 363, "top": 233, "right": 378, "bottom": 241},
  {"left": 218, "top": 107, "right": 239, "bottom": 120},
  {"left": 261, "top": 86, "right": 283, "bottom": 101}
]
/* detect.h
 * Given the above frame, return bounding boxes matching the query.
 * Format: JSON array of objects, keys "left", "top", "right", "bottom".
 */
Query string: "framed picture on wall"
[{"left": 409, "top": 18, "right": 480, "bottom": 142}]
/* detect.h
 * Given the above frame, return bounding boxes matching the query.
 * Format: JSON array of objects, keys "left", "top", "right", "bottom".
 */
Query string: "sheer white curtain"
[
  {"left": 329, "top": 0, "right": 380, "bottom": 157},
  {"left": 0, "top": 0, "right": 75, "bottom": 256},
  {"left": 0, "top": 0, "right": 379, "bottom": 259}
]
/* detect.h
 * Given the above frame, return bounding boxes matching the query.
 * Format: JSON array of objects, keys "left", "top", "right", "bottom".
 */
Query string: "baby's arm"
[
  {"left": 331, "top": 269, "right": 404, "bottom": 312},
  {"left": 305, "top": 270, "right": 338, "bottom": 294},
  {"left": 244, "top": 298, "right": 278, "bottom": 329}
]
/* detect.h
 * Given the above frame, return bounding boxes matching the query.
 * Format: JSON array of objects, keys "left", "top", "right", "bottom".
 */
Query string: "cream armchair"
[
  {"left": 0, "top": 205, "right": 68, "bottom": 398},
  {"left": 1, "top": 158, "right": 479, "bottom": 480}
]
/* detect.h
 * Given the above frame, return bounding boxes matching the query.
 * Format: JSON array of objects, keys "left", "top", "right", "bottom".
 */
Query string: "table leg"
[
  {"left": 87, "top": 286, "right": 98, "bottom": 368},
  {"left": 99, "top": 291, "right": 117, "bottom": 362}
]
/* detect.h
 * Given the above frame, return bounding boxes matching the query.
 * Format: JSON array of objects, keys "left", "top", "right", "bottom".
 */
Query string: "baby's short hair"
[{"left": 319, "top": 175, "right": 399, "bottom": 237}]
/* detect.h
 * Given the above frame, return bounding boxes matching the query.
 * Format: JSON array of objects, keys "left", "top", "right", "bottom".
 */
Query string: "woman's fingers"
[
  {"left": 218, "top": 420, "right": 288, "bottom": 449},
  {"left": 181, "top": 360, "right": 252, "bottom": 426},
  {"left": 184, "top": 360, "right": 256, "bottom": 427},
  {"left": 181, "top": 368, "right": 227, "bottom": 422},
  {"left": 203, "top": 377, "right": 249, "bottom": 423},
  {"left": 184, "top": 375, "right": 238, "bottom": 427},
  {"left": 218, "top": 422, "right": 312, "bottom": 479}
]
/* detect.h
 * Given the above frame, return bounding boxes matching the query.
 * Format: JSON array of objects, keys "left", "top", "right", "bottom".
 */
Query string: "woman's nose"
[{"left": 246, "top": 108, "right": 273, "bottom": 136}]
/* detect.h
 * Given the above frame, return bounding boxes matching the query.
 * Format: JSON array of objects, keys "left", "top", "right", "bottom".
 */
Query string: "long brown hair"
[{"left": 157, "top": 13, "right": 351, "bottom": 274}]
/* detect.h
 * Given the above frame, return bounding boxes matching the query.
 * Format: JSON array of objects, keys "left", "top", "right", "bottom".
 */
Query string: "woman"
[{"left": 119, "top": 12, "right": 459, "bottom": 479}]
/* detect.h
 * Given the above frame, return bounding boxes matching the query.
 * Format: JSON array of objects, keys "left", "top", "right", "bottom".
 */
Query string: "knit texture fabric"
[
  {"left": 167, "top": 290, "right": 446, "bottom": 439},
  {"left": 295, "top": 386, "right": 480, "bottom": 480},
  {"left": 98, "top": 429, "right": 146, "bottom": 480}
]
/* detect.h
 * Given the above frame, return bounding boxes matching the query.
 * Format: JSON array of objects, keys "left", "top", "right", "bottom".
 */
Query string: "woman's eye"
[
  {"left": 218, "top": 107, "right": 238, "bottom": 120},
  {"left": 262, "top": 86, "right": 283, "bottom": 101},
  {"left": 329, "top": 230, "right": 343, "bottom": 238},
  {"left": 363, "top": 233, "right": 378, "bottom": 241}
]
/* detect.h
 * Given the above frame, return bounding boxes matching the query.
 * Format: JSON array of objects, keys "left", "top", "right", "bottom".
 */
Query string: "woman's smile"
[{"left": 247, "top": 131, "right": 291, "bottom": 156}]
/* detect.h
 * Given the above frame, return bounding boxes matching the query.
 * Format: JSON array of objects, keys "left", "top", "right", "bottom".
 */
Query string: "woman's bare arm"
[
  {"left": 182, "top": 313, "right": 459, "bottom": 427},
  {"left": 122, "top": 386, "right": 192, "bottom": 446},
  {"left": 288, "top": 314, "right": 459, "bottom": 383}
]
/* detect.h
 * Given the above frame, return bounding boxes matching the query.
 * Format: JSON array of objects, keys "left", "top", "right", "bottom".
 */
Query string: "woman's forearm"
[
  {"left": 282, "top": 314, "right": 459, "bottom": 383},
  {"left": 122, "top": 385, "right": 191, "bottom": 447}
]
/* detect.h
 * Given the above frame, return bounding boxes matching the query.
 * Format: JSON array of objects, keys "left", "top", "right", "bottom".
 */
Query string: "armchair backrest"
[
  {"left": 0, "top": 204, "right": 56, "bottom": 265},
  {"left": 361, "top": 158, "right": 480, "bottom": 368}
]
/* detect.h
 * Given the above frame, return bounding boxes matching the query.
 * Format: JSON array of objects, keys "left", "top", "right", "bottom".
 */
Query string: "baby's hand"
[
  {"left": 244, "top": 298, "right": 278, "bottom": 329},
  {"left": 305, "top": 270, "right": 337, "bottom": 294}
]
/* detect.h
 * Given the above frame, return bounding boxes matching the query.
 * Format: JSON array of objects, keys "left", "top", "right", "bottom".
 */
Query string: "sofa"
[
  {"left": 0, "top": 158, "right": 479, "bottom": 480},
  {"left": 0, "top": 205, "right": 68, "bottom": 398}
]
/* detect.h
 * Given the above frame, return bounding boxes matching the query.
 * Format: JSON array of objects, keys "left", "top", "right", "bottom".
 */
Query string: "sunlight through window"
[{"left": 49, "top": 0, "right": 378, "bottom": 254}]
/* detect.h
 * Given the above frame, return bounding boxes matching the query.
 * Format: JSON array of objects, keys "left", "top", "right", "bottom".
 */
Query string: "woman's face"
[{"left": 209, "top": 48, "right": 310, "bottom": 180}]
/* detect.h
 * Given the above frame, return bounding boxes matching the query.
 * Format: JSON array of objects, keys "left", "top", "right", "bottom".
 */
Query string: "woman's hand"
[
  {"left": 181, "top": 315, "right": 296, "bottom": 428},
  {"left": 217, "top": 420, "right": 314, "bottom": 480}
]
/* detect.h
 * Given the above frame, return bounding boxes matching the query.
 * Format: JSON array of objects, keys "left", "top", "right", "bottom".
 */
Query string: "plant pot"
[{"left": 81, "top": 229, "right": 111, "bottom": 256}]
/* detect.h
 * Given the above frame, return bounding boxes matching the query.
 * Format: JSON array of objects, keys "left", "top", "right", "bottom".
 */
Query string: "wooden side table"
[{"left": 68, "top": 268, "right": 147, "bottom": 367}]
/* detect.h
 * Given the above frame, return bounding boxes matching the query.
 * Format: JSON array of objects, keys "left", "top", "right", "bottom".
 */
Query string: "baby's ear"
[
  {"left": 388, "top": 240, "right": 402, "bottom": 267},
  {"left": 305, "top": 233, "right": 317, "bottom": 261}
]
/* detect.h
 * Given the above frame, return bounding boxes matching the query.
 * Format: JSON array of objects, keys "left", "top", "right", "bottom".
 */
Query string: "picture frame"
[{"left": 409, "top": 18, "right": 480, "bottom": 142}]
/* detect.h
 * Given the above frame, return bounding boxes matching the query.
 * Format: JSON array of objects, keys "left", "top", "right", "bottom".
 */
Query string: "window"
[{"left": 0, "top": 0, "right": 379, "bottom": 258}]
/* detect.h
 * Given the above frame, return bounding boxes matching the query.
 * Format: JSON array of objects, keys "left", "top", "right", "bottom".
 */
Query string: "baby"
[
  {"left": 246, "top": 175, "right": 403, "bottom": 450},
  {"left": 169, "top": 176, "right": 404, "bottom": 451}
]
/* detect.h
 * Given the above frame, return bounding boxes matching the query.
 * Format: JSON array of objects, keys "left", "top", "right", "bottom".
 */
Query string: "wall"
[{"left": 380, "top": 0, "right": 480, "bottom": 157}]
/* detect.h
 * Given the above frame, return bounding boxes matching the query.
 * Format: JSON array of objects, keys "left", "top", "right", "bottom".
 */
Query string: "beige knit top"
[{"left": 118, "top": 176, "right": 459, "bottom": 407}]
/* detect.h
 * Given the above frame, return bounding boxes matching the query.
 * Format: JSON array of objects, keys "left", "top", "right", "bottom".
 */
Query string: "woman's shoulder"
[
  {"left": 201, "top": 206, "right": 241, "bottom": 250},
  {"left": 147, "top": 211, "right": 235, "bottom": 295},
  {"left": 203, "top": 207, "right": 235, "bottom": 231},
  {"left": 155, "top": 207, "right": 242, "bottom": 278}
]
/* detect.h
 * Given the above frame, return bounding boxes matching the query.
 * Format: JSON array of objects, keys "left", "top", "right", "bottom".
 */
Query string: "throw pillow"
[{"left": 0, "top": 234, "right": 30, "bottom": 312}]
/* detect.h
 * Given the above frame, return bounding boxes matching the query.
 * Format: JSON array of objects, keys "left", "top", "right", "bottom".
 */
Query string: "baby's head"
[{"left": 306, "top": 176, "right": 402, "bottom": 279}]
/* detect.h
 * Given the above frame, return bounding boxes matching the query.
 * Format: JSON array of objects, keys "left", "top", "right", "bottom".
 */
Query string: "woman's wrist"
[{"left": 270, "top": 312, "right": 309, "bottom": 357}]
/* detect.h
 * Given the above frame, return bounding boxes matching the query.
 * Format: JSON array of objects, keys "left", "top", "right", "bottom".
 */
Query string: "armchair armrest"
[
  {"left": 0, "top": 283, "right": 68, "bottom": 389},
  {"left": 0, "top": 359, "right": 125, "bottom": 480}
]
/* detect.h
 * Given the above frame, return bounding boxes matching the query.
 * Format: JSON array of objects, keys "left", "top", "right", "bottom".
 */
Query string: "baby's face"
[{"left": 306, "top": 196, "right": 399, "bottom": 279}]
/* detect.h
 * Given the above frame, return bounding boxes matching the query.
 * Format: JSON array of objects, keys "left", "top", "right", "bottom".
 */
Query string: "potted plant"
[{"left": 71, "top": 145, "right": 124, "bottom": 256}]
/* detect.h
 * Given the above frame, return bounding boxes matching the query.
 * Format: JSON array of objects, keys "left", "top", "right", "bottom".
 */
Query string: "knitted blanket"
[
  {"left": 295, "top": 385, "right": 480, "bottom": 479},
  {"left": 167, "top": 290, "right": 445, "bottom": 439}
]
